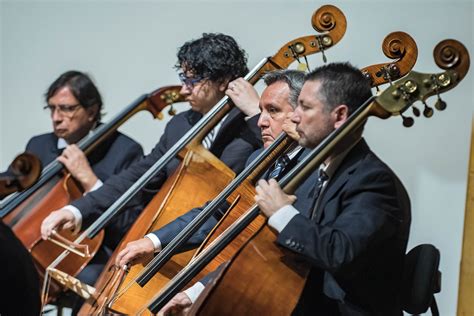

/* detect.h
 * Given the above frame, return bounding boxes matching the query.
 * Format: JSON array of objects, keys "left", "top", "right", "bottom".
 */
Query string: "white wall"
[{"left": 1, "top": 1, "right": 473, "bottom": 314}]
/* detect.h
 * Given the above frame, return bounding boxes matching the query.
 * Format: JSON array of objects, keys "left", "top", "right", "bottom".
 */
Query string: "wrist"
[
  {"left": 82, "top": 174, "right": 99, "bottom": 192},
  {"left": 242, "top": 104, "right": 260, "bottom": 117}
]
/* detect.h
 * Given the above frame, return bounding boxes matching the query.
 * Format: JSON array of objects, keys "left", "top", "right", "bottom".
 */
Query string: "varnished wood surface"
[{"left": 79, "top": 146, "right": 235, "bottom": 315}]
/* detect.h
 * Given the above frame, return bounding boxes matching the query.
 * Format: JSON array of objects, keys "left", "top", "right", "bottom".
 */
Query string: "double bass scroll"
[{"left": 0, "top": 153, "right": 41, "bottom": 199}]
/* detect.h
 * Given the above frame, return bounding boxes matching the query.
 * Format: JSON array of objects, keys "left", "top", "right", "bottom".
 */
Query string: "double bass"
[
  {"left": 131, "top": 30, "right": 419, "bottom": 293},
  {"left": 1, "top": 85, "right": 184, "bottom": 301},
  {"left": 95, "top": 30, "right": 416, "bottom": 316},
  {"left": 70, "top": 4, "right": 347, "bottom": 315},
  {"left": 148, "top": 39, "right": 469, "bottom": 315}
]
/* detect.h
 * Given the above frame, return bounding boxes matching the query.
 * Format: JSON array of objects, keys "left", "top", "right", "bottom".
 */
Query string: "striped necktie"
[
  {"left": 202, "top": 128, "right": 216, "bottom": 149},
  {"left": 310, "top": 168, "right": 329, "bottom": 219},
  {"left": 268, "top": 154, "right": 291, "bottom": 180},
  {"left": 202, "top": 113, "right": 229, "bottom": 149}
]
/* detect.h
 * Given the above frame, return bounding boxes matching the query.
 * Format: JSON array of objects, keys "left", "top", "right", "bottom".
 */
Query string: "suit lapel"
[
  {"left": 210, "top": 107, "right": 243, "bottom": 150},
  {"left": 186, "top": 110, "right": 203, "bottom": 126},
  {"left": 314, "top": 139, "right": 370, "bottom": 223}
]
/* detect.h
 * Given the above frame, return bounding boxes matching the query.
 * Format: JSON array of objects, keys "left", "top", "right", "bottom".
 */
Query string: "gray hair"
[{"left": 262, "top": 69, "right": 305, "bottom": 108}]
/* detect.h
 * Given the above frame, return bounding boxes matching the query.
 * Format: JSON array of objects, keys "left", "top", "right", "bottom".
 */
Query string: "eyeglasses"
[
  {"left": 178, "top": 72, "right": 205, "bottom": 89},
  {"left": 43, "top": 103, "right": 81, "bottom": 116}
]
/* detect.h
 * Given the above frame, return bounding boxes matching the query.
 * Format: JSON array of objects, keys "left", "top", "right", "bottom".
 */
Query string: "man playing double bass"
[
  {"left": 28, "top": 70, "right": 144, "bottom": 272},
  {"left": 161, "top": 63, "right": 411, "bottom": 315},
  {"left": 115, "top": 69, "right": 305, "bottom": 268},
  {"left": 24, "top": 70, "right": 144, "bottom": 311},
  {"left": 255, "top": 62, "right": 411, "bottom": 315},
  {"left": 40, "top": 33, "right": 262, "bottom": 312}
]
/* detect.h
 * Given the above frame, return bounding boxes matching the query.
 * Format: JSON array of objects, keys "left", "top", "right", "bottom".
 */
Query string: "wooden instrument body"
[
  {"left": 194, "top": 225, "right": 309, "bottom": 315},
  {"left": 3, "top": 173, "right": 104, "bottom": 299},
  {"left": 80, "top": 145, "right": 235, "bottom": 314}
]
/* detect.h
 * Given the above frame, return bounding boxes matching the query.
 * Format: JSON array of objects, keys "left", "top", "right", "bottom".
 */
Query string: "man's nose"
[
  {"left": 180, "top": 84, "right": 191, "bottom": 96},
  {"left": 291, "top": 111, "right": 300, "bottom": 124},
  {"left": 257, "top": 114, "right": 269, "bottom": 128},
  {"left": 51, "top": 109, "right": 64, "bottom": 122}
]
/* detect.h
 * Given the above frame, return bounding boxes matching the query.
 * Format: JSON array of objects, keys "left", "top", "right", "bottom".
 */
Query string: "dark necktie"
[
  {"left": 268, "top": 154, "right": 291, "bottom": 180},
  {"left": 310, "top": 168, "right": 329, "bottom": 219}
]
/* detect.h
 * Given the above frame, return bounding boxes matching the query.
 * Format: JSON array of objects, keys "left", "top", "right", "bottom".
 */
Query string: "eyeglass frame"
[
  {"left": 178, "top": 72, "right": 206, "bottom": 89},
  {"left": 43, "top": 103, "right": 82, "bottom": 116}
]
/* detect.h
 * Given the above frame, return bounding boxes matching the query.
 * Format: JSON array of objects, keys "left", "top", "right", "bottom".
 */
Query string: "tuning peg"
[
  {"left": 168, "top": 105, "right": 176, "bottom": 116},
  {"left": 321, "top": 50, "right": 327, "bottom": 63},
  {"left": 412, "top": 105, "right": 420, "bottom": 117},
  {"left": 434, "top": 97, "right": 447, "bottom": 111},
  {"left": 401, "top": 114, "right": 414, "bottom": 127},
  {"left": 362, "top": 70, "right": 373, "bottom": 84},
  {"left": 430, "top": 74, "right": 448, "bottom": 111},
  {"left": 316, "top": 36, "right": 328, "bottom": 63},
  {"left": 422, "top": 101, "right": 434, "bottom": 118}
]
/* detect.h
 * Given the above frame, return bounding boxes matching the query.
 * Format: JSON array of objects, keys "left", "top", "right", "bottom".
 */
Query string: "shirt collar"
[
  {"left": 322, "top": 138, "right": 361, "bottom": 179},
  {"left": 287, "top": 145, "right": 303, "bottom": 160},
  {"left": 56, "top": 127, "right": 97, "bottom": 150},
  {"left": 57, "top": 138, "right": 68, "bottom": 150}
]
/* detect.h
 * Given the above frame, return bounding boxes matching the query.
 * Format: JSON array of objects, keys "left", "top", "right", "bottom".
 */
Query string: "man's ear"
[
  {"left": 333, "top": 104, "right": 349, "bottom": 129},
  {"left": 86, "top": 104, "right": 99, "bottom": 122},
  {"left": 219, "top": 79, "right": 230, "bottom": 92}
]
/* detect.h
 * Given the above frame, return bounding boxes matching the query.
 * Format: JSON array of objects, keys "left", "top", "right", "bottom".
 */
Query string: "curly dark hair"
[
  {"left": 175, "top": 33, "right": 248, "bottom": 84},
  {"left": 45, "top": 70, "right": 103, "bottom": 122}
]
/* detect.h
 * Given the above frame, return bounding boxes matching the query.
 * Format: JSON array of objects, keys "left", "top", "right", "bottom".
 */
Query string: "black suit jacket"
[
  {"left": 278, "top": 139, "right": 411, "bottom": 316},
  {"left": 0, "top": 221, "right": 41, "bottom": 315},
  {"left": 26, "top": 131, "right": 144, "bottom": 248},
  {"left": 72, "top": 108, "right": 261, "bottom": 238},
  {"left": 25, "top": 131, "right": 143, "bottom": 183}
]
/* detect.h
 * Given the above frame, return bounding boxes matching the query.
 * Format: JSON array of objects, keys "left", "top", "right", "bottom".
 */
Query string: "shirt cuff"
[
  {"left": 85, "top": 179, "right": 103, "bottom": 194},
  {"left": 267, "top": 205, "right": 299, "bottom": 233},
  {"left": 63, "top": 205, "right": 83, "bottom": 233},
  {"left": 145, "top": 233, "right": 162, "bottom": 252},
  {"left": 183, "top": 282, "right": 205, "bottom": 303}
]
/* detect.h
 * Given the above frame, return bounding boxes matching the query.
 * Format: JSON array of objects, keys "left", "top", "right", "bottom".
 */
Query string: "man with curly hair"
[{"left": 40, "top": 33, "right": 262, "bottom": 313}]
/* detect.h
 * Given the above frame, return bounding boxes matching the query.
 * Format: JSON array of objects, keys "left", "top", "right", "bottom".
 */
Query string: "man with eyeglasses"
[
  {"left": 40, "top": 33, "right": 262, "bottom": 313},
  {"left": 26, "top": 71, "right": 144, "bottom": 309},
  {"left": 27, "top": 70, "right": 144, "bottom": 193}
]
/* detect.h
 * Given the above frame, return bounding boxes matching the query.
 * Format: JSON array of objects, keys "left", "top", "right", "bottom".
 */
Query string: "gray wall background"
[{"left": 1, "top": 0, "right": 473, "bottom": 314}]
